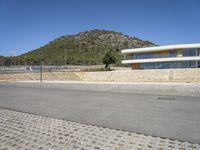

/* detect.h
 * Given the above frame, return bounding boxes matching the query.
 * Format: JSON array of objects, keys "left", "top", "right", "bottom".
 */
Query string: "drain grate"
[{"left": 157, "top": 97, "right": 175, "bottom": 101}]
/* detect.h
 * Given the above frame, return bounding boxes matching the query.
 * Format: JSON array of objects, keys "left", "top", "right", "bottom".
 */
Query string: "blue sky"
[{"left": 0, "top": 0, "right": 200, "bottom": 56}]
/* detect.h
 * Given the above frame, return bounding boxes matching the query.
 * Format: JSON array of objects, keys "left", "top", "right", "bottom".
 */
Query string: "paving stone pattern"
[{"left": 0, "top": 109, "right": 199, "bottom": 150}]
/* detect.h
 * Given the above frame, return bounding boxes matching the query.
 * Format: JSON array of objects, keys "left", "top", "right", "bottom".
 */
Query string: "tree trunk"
[{"left": 105, "top": 64, "right": 109, "bottom": 68}]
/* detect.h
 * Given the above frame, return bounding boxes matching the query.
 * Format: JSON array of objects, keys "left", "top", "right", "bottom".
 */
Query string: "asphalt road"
[{"left": 0, "top": 82, "right": 200, "bottom": 144}]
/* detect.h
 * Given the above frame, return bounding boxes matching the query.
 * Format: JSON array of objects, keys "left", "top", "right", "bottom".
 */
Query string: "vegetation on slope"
[{"left": 0, "top": 29, "right": 155, "bottom": 66}]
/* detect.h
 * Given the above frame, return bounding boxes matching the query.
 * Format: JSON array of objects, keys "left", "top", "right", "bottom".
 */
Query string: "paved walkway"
[{"left": 0, "top": 109, "right": 199, "bottom": 150}]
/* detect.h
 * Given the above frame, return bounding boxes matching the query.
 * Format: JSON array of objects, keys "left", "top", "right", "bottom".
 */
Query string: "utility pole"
[{"left": 40, "top": 53, "right": 43, "bottom": 83}]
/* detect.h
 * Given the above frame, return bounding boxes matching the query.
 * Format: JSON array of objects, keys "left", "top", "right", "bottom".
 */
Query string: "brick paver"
[{"left": 0, "top": 109, "right": 199, "bottom": 150}]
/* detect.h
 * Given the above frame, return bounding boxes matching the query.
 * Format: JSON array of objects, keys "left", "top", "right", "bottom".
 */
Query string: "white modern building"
[{"left": 121, "top": 43, "right": 200, "bottom": 69}]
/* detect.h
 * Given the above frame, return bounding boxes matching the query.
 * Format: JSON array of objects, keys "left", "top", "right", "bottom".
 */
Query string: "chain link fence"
[{"left": 0, "top": 65, "right": 130, "bottom": 74}]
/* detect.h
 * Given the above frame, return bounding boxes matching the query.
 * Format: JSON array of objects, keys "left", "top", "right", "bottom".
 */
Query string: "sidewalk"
[{"left": 14, "top": 80, "right": 200, "bottom": 85}]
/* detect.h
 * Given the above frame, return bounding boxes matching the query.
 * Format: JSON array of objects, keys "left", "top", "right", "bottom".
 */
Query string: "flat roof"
[
  {"left": 122, "top": 56, "right": 200, "bottom": 64},
  {"left": 121, "top": 43, "right": 200, "bottom": 54}
]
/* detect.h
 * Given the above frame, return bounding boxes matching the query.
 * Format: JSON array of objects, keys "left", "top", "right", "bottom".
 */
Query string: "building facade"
[{"left": 121, "top": 43, "right": 200, "bottom": 69}]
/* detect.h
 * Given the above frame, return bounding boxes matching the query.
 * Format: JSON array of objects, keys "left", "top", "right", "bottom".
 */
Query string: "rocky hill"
[{"left": 1, "top": 29, "right": 156, "bottom": 66}]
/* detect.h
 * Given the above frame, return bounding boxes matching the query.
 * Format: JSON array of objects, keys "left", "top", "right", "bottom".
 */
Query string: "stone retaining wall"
[
  {"left": 0, "top": 68, "right": 200, "bottom": 82},
  {"left": 74, "top": 68, "right": 200, "bottom": 82}
]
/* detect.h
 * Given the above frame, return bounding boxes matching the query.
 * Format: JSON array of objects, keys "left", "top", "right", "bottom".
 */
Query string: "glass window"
[
  {"left": 133, "top": 50, "right": 177, "bottom": 60},
  {"left": 191, "top": 61, "right": 197, "bottom": 68},
  {"left": 140, "top": 63, "right": 155, "bottom": 69},
  {"left": 182, "top": 61, "right": 190, "bottom": 68},
  {"left": 169, "top": 50, "right": 177, "bottom": 57},
  {"left": 132, "top": 54, "right": 135, "bottom": 59},
  {"left": 182, "top": 49, "right": 190, "bottom": 56},
  {"left": 175, "top": 61, "right": 192, "bottom": 68},
  {"left": 162, "top": 62, "right": 175, "bottom": 69},
  {"left": 155, "top": 62, "right": 162, "bottom": 69},
  {"left": 198, "top": 61, "right": 200, "bottom": 68},
  {"left": 131, "top": 48, "right": 198, "bottom": 61},
  {"left": 169, "top": 62, "right": 175, "bottom": 68},
  {"left": 175, "top": 62, "right": 182, "bottom": 68},
  {"left": 182, "top": 49, "right": 197, "bottom": 56},
  {"left": 139, "top": 61, "right": 199, "bottom": 69}
]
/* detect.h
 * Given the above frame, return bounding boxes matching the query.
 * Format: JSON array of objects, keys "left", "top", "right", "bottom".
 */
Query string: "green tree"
[{"left": 102, "top": 50, "right": 116, "bottom": 69}]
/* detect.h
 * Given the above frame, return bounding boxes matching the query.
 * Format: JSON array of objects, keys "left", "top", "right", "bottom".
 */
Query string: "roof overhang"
[
  {"left": 122, "top": 56, "right": 200, "bottom": 64},
  {"left": 121, "top": 43, "right": 200, "bottom": 54}
]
